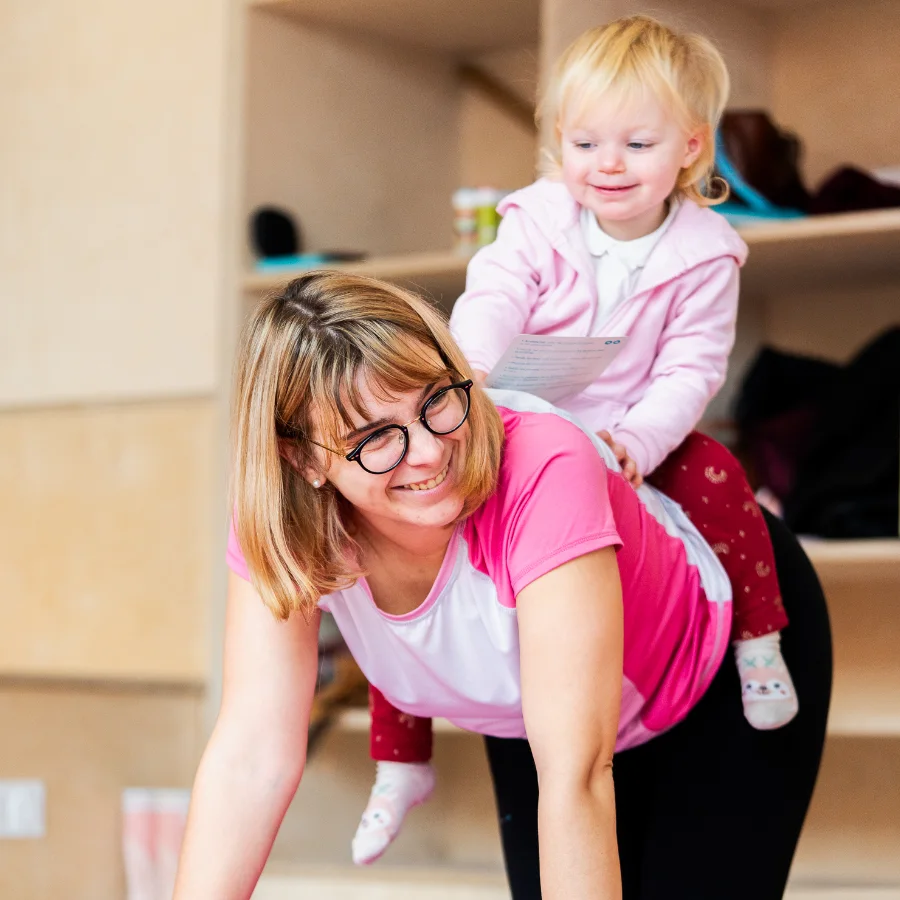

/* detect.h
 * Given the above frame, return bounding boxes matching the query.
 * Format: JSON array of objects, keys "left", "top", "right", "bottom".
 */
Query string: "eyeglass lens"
[{"left": 357, "top": 385, "right": 470, "bottom": 474}]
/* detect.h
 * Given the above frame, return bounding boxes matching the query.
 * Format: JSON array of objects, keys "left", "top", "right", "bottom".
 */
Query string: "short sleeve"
[
  {"left": 474, "top": 409, "right": 623, "bottom": 601},
  {"left": 226, "top": 515, "right": 251, "bottom": 582}
]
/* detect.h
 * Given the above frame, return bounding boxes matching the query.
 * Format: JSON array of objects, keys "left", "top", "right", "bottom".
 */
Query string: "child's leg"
[
  {"left": 648, "top": 433, "right": 798, "bottom": 730},
  {"left": 353, "top": 686, "right": 436, "bottom": 865}
]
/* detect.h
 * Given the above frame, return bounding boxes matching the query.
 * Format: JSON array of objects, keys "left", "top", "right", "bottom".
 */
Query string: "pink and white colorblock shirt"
[{"left": 227, "top": 391, "right": 732, "bottom": 752}]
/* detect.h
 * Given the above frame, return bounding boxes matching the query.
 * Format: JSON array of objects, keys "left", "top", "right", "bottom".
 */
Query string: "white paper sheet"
[{"left": 484, "top": 334, "right": 627, "bottom": 403}]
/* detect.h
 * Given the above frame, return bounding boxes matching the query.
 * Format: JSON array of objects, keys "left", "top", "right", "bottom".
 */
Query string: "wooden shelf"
[
  {"left": 255, "top": 866, "right": 900, "bottom": 900},
  {"left": 740, "top": 208, "right": 900, "bottom": 293},
  {"left": 828, "top": 697, "right": 900, "bottom": 738},
  {"left": 244, "top": 250, "right": 468, "bottom": 295},
  {"left": 244, "top": 251, "right": 469, "bottom": 313},
  {"left": 255, "top": 865, "right": 509, "bottom": 900},
  {"left": 336, "top": 680, "right": 900, "bottom": 741},
  {"left": 336, "top": 707, "right": 462, "bottom": 735},
  {"left": 785, "top": 890, "right": 900, "bottom": 900},
  {"left": 244, "top": 209, "right": 900, "bottom": 301},
  {"left": 802, "top": 538, "right": 900, "bottom": 583},
  {"left": 248, "top": 0, "right": 540, "bottom": 53}
]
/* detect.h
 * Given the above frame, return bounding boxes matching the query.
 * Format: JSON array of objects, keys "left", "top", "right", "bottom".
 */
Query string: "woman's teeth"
[{"left": 403, "top": 466, "right": 448, "bottom": 491}]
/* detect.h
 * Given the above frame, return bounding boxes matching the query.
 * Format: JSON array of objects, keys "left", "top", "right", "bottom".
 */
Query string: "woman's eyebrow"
[{"left": 342, "top": 382, "right": 438, "bottom": 442}]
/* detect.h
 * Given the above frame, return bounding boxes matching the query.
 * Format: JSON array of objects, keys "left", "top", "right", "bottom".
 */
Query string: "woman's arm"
[
  {"left": 173, "top": 572, "right": 321, "bottom": 899},
  {"left": 517, "top": 546, "right": 623, "bottom": 900}
]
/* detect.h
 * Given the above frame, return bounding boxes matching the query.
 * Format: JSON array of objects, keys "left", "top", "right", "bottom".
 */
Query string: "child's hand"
[
  {"left": 472, "top": 369, "right": 489, "bottom": 386},
  {"left": 596, "top": 430, "right": 643, "bottom": 487}
]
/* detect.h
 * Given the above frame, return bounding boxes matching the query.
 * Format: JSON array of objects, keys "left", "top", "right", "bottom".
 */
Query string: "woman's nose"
[{"left": 404, "top": 421, "right": 445, "bottom": 467}]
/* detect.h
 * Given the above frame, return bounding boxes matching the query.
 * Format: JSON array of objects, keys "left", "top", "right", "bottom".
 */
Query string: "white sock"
[
  {"left": 351, "top": 760, "right": 436, "bottom": 865},
  {"left": 734, "top": 632, "right": 799, "bottom": 730}
]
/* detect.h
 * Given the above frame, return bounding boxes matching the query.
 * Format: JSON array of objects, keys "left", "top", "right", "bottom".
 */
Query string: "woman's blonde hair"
[
  {"left": 539, "top": 15, "right": 730, "bottom": 206},
  {"left": 231, "top": 272, "right": 505, "bottom": 620}
]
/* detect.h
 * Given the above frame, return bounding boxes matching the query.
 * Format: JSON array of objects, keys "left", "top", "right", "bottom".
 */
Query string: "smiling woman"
[
  {"left": 231, "top": 272, "right": 503, "bottom": 620},
  {"left": 173, "top": 271, "right": 831, "bottom": 900}
]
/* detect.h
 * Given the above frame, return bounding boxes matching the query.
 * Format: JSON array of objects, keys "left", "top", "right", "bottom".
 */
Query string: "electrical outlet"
[{"left": 0, "top": 780, "right": 45, "bottom": 838}]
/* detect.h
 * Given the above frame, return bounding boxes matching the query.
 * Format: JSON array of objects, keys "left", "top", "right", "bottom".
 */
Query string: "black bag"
[{"left": 736, "top": 328, "right": 900, "bottom": 538}]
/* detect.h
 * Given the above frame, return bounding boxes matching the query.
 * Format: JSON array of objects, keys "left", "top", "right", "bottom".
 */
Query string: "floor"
[{"left": 252, "top": 866, "right": 900, "bottom": 899}]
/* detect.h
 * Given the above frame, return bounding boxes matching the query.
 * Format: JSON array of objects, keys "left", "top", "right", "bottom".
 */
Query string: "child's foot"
[
  {"left": 351, "top": 761, "right": 436, "bottom": 865},
  {"left": 734, "top": 632, "right": 799, "bottom": 730}
]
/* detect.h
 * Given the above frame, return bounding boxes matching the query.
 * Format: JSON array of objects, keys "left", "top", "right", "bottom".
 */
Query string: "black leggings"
[{"left": 484, "top": 511, "right": 833, "bottom": 899}]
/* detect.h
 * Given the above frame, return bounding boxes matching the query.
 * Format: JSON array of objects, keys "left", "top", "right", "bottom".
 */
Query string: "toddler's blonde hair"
[{"left": 539, "top": 15, "right": 730, "bottom": 206}]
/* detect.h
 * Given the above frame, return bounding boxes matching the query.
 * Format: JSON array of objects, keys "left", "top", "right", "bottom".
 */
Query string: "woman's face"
[{"left": 309, "top": 371, "right": 471, "bottom": 542}]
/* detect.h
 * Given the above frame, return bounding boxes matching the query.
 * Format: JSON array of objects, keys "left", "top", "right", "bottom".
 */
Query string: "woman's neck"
[{"left": 352, "top": 515, "right": 456, "bottom": 568}]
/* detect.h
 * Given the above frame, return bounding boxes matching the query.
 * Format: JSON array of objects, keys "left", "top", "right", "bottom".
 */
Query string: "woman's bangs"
[{"left": 315, "top": 332, "right": 454, "bottom": 449}]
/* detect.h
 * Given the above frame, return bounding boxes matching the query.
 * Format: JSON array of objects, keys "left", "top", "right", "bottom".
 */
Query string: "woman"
[{"left": 173, "top": 272, "right": 831, "bottom": 899}]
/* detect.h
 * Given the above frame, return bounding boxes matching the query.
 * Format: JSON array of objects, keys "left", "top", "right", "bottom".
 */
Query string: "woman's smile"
[{"left": 394, "top": 462, "right": 451, "bottom": 493}]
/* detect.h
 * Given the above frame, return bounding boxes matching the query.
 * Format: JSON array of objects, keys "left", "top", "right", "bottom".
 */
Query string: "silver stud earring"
[{"left": 312, "top": 479, "right": 322, "bottom": 489}]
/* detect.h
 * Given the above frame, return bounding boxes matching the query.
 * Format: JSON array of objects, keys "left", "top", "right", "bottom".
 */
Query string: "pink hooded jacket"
[{"left": 449, "top": 178, "right": 749, "bottom": 475}]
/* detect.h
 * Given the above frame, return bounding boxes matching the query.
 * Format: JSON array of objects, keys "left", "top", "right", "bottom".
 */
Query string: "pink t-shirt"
[{"left": 227, "top": 395, "right": 732, "bottom": 750}]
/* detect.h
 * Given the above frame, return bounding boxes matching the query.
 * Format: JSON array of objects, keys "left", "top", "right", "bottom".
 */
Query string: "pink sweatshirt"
[{"left": 449, "top": 178, "right": 749, "bottom": 475}]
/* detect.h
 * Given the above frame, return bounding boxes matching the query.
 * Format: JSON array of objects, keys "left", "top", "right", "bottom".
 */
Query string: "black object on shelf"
[
  {"left": 736, "top": 327, "right": 900, "bottom": 539},
  {"left": 251, "top": 206, "right": 301, "bottom": 258}
]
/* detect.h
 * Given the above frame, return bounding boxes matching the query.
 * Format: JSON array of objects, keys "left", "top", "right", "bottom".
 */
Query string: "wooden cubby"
[{"left": 239, "top": 0, "right": 900, "bottom": 894}]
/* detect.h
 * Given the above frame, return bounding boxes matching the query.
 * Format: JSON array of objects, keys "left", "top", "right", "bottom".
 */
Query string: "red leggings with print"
[{"left": 368, "top": 431, "right": 789, "bottom": 763}]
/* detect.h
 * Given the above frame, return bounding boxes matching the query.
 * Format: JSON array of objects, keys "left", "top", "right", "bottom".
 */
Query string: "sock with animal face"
[
  {"left": 734, "top": 632, "right": 799, "bottom": 730},
  {"left": 352, "top": 760, "right": 436, "bottom": 865}
]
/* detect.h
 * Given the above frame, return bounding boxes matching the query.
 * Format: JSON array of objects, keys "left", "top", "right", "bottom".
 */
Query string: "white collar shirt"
[{"left": 580, "top": 200, "right": 679, "bottom": 333}]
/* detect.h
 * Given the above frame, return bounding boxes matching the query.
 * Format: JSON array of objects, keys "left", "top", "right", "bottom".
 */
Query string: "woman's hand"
[
  {"left": 517, "top": 547, "right": 624, "bottom": 900},
  {"left": 472, "top": 369, "right": 489, "bottom": 387},
  {"left": 596, "top": 430, "right": 643, "bottom": 487}
]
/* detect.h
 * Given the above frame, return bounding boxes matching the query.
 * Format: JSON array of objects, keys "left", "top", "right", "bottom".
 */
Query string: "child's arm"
[
  {"left": 449, "top": 208, "right": 547, "bottom": 375},
  {"left": 613, "top": 258, "right": 739, "bottom": 476}
]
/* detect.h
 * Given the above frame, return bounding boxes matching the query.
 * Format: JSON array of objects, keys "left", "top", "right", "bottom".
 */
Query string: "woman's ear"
[
  {"left": 278, "top": 439, "right": 321, "bottom": 483},
  {"left": 277, "top": 438, "right": 301, "bottom": 470}
]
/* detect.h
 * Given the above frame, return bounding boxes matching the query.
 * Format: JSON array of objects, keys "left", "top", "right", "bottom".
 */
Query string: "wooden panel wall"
[
  {"left": 0, "top": 0, "right": 230, "bottom": 407},
  {"left": 0, "top": 400, "right": 217, "bottom": 681},
  {"left": 0, "top": 681, "right": 204, "bottom": 900},
  {"left": 244, "top": 11, "right": 460, "bottom": 260},
  {"left": 772, "top": 0, "right": 900, "bottom": 188},
  {"left": 0, "top": 1, "right": 236, "bottom": 896}
]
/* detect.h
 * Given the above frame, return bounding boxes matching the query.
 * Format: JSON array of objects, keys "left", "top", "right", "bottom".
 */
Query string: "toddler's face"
[{"left": 559, "top": 89, "right": 703, "bottom": 241}]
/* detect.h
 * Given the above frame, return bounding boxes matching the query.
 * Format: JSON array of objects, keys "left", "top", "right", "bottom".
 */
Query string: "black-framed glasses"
[{"left": 286, "top": 380, "right": 473, "bottom": 475}]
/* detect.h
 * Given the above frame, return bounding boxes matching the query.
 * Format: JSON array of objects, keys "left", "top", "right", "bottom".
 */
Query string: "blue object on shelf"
[
  {"left": 254, "top": 253, "right": 334, "bottom": 272},
  {"left": 715, "top": 131, "right": 806, "bottom": 225}
]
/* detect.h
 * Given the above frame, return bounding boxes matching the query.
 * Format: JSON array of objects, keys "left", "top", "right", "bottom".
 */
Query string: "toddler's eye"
[
  {"left": 627, "top": 142, "right": 652, "bottom": 150},
  {"left": 574, "top": 141, "right": 595, "bottom": 151}
]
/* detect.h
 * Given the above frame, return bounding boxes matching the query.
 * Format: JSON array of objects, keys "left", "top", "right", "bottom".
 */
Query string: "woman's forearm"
[
  {"left": 538, "top": 767, "right": 621, "bottom": 900},
  {"left": 174, "top": 729, "right": 303, "bottom": 899}
]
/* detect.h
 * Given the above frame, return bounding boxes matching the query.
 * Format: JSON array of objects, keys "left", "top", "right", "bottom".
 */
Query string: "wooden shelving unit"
[
  {"left": 243, "top": 208, "right": 900, "bottom": 300},
  {"left": 243, "top": 0, "right": 900, "bottom": 889}
]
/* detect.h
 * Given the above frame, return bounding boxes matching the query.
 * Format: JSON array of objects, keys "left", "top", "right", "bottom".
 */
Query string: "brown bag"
[{"left": 719, "top": 111, "right": 811, "bottom": 212}]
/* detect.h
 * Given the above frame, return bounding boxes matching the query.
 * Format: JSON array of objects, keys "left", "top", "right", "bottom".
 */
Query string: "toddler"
[{"left": 353, "top": 15, "right": 798, "bottom": 865}]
